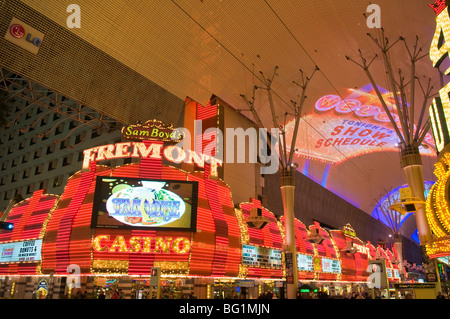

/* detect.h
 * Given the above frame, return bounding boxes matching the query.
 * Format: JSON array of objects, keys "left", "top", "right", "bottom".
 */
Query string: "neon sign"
[
  {"left": 82, "top": 142, "right": 222, "bottom": 177},
  {"left": 92, "top": 235, "right": 191, "bottom": 254},
  {"left": 106, "top": 181, "right": 186, "bottom": 227},
  {"left": 121, "top": 120, "right": 183, "bottom": 142},
  {"left": 353, "top": 243, "right": 370, "bottom": 257}
]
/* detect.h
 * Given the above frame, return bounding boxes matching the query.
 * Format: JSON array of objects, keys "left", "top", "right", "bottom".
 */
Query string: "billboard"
[
  {"left": 0, "top": 239, "right": 42, "bottom": 263},
  {"left": 91, "top": 176, "right": 198, "bottom": 231}
]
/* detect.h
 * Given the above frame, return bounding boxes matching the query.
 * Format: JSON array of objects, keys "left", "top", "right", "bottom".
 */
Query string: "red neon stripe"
[
  {"left": 10, "top": 190, "right": 43, "bottom": 242},
  {"left": 204, "top": 164, "right": 228, "bottom": 277},
  {"left": 188, "top": 173, "right": 215, "bottom": 276},
  {"left": 128, "top": 141, "right": 163, "bottom": 275},
  {"left": 196, "top": 100, "right": 217, "bottom": 120},
  {"left": 139, "top": 140, "right": 163, "bottom": 179}
]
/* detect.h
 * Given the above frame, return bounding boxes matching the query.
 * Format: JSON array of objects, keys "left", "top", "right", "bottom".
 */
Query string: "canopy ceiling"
[{"left": 20, "top": 0, "right": 444, "bottom": 238}]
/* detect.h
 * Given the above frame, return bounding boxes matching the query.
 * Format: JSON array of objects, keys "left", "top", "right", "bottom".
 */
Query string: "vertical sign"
[{"left": 285, "top": 252, "right": 294, "bottom": 284}]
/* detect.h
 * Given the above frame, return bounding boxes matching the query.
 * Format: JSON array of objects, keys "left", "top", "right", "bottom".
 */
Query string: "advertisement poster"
[
  {"left": 91, "top": 176, "right": 198, "bottom": 231},
  {"left": 285, "top": 252, "right": 294, "bottom": 284},
  {"left": 0, "top": 239, "right": 42, "bottom": 263},
  {"left": 313, "top": 257, "right": 322, "bottom": 272}
]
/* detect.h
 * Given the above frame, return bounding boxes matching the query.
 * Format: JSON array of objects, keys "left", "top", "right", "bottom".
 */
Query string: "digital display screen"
[
  {"left": 284, "top": 84, "right": 435, "bottom": 163},
  {"left": 0, "top": 239, "right": 42, "bottom": 263},
  {"left": 297, "top": 253, "right": 314, "bottom": 271},
  {"left": 91, "top": 176, "right": 198, "bottom": 231}
]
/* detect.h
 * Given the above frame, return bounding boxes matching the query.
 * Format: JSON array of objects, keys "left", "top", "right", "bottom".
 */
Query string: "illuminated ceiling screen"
[{"left": 285, "top": 84, "right": 435, "bottom": 163}]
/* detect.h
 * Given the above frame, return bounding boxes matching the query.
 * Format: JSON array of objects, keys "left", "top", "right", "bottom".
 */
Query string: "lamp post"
[
  {"left": 241, "top": 66, "right": 317, "bottom": 299},
  {"left": 346, "top": 30, "right": 439, "bottom": 283},
  {"left": 280, "top": 167, "right": 298, "bottom": 299},
  {"left": 346, "top": 31, "right": 434, "bottom": 246},
  {"left": 399, "top": 145, "right": 431, "bottom": 245}
]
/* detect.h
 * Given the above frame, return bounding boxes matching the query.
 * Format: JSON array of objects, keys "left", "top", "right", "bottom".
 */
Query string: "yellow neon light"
[
  {"left": 430, "top": 7, "right": 450, "bottom": 74},
  {"left": 430, "top": 98, "right": 446, "bottom": 152}
]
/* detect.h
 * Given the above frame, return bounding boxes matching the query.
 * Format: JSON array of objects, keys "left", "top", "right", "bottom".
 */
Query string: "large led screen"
[{"left": 91, "top": 176, "right": 198, "bottom": 231}]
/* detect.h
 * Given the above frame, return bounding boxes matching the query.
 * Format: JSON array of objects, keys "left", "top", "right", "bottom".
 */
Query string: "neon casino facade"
[{"left": 0, "top": 100, "right": 403, "bottom": 299}]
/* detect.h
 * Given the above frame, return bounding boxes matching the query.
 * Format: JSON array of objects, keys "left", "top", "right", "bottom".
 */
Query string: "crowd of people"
[
  {"left": 96, "top": 288, "right": 124, "bottom": 299},
  {"left": 257, "top": 290, "right": 277, "bottom": 299},
  {"left": 56, "top": 285, "right": 450, "bottom": 299}
]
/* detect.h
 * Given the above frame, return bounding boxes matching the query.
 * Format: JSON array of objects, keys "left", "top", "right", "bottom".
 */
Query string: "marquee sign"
[
  {"left": 242, "top": 244, "right": 283, "bottom": 269},
  {"left": 297, "top": 254, "right": 314, "bottom": 271},
  {"left": 0, "top": 239, "right": 42, "bottom": 263},
  {"left": 284, "top": 84, "right": 435, "bottom": 163},
  {"left": 321, "top": 257, "right": 341, "bottom": 274},
  {"left": 121, "top": 120, "right": 183, "bottom": 142}
]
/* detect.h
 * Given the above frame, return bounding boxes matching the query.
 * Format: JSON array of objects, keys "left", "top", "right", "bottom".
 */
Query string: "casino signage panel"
[{"left": 429, "top": 1, "right": 450, "bottom": 154}]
